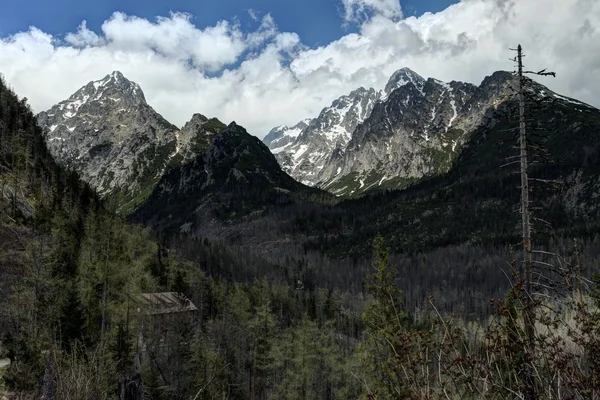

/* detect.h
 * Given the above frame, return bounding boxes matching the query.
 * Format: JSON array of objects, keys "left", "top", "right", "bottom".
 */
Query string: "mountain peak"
[
  {"left": 177, "top": 113, "right": 226, "bottom": 160},
  {"left": 185, "top": 113, "right": 209, "bottom": 126},
  {"left": 263, "top": 118, "right": 312, "bottom": 149},
  {"left": 89, "top": 71, "right": 146, "bottom": 104},
  {"left": 383, "top": 67, "right": 425, "bottom": 99},
  {"left": 349, "top": 86, "right": 368, "bottom": 96},
  {"left": 389, "top": 67, "right": 422, "bottom": 81},
  {"left": 92, "top": 71, "right": 130, "bottom": 89},
  {"left": 482, "top": 70, "right": 514, "bottom": 85},
  {"left": 264, "top": 83, "right": 380, "bottom": 186},
  {"left": 180, "top": 113, "right": 209, "bottom": 134},
  {"left": 180, "top": 112, "right": 225, "bottom": 137},
  {"left": 38, "top": 72, "right": 148, "bottom": 127},
  {"left": 393, "top": 66, "right": 418, "bottom": 75},
  {"left": 36, "top": 72, "right": 177, "bottom": 209}
]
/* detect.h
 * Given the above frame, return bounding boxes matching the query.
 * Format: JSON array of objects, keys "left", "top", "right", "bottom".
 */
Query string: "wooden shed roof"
[{"left": 137, "top": 292, "right": 198, "bottom": 315}]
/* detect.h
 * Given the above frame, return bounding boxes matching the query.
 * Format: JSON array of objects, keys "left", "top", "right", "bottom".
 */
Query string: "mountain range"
[
  {"left": 0, "top": 62, "right": 594, "bottom": 322},
  {"left": 32, "top": 69, "right": 600, "bottom": 262},
  {"left": 5, "top": 58, "right": 600, "bottom": 400},
  {"left": 264, "top": 68, "right": 594, "bottom": 197}
]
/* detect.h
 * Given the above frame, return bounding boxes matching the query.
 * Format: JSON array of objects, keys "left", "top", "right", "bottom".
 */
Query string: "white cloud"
[
  {"left": 341, "top": 0, "right": 403, "bottom": 23},
  {"left": 100, "top": 12, "right": 249, "bottom": 71},
  {"left": 0, "top": 0, "right": 599, "bottom": 138},
  {"left": 65, "top": 20, "right": 105, "bottom": 47},
  {"left": 248, "top": 9, "right": 259, "bottom": 22},
  {"left": 246, "top": 13, "right": 278, "bottom": 47}
]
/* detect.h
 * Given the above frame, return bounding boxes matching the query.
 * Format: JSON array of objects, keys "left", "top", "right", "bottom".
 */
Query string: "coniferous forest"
[{"left": 2, "top": 57, "right": 600, "bottom": 400}]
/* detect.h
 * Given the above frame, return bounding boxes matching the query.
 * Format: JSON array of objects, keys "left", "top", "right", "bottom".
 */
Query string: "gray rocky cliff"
[
  {"left": 37, "top": 72, "right": 225, "bottom": 212},
  {"left": 37, "top": 71, "right": 179, "bottom": 206},
  {"left": 267, "top": 87, "right": 379, "bottom": 185},
  {"left": 265, "top": 68, "right": 519, "bottom": 196}
]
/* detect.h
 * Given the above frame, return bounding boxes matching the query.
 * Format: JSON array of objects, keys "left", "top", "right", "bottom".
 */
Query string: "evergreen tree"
[
  {"left": 359, "top": 235, "right": 412, "bottom": 399},
  {"left": 58, "top": 284, "right": 87, "bottom": 352},
  {"left": 248, "top": 300, "right": 276, "bottom": 399}
]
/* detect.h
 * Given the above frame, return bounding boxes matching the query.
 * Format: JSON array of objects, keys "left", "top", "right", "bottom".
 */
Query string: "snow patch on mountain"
[
  {"left": 36, "top": 71, "right": 177, "bottom": 206},
  {"left": 265, "top": 68, "right": 525, "bottom": 196},
  {"left": 264, "top": 86, "right": 380, "bottom": 186}
]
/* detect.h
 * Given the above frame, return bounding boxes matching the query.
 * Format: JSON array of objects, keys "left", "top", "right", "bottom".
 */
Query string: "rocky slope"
[
  {"left": 265, "top": 87, "right": 379, "bottom": 185},
  {"left": 131, "top": 122, "right": 326, "bottom": 236},
  {"left": 263, "top": 118, "right": 312, "bottom": 151},
  {"left": 320, "top": 70, "right": 500, "bottom": 195},
  {"left": 262, "top": 68, "right": 427, "bottom": 187},
  {"left": 36, "top": 72, "right": 225, "bottom": 212},
  {"left": 264, "top": 68, "right": 502, "bottom": 195},
  {"left": 265, "top": 68, "right": 596, "bottom": 197},
  {"left": 131, "top": 75, "right": 600, "bottom": 268}
]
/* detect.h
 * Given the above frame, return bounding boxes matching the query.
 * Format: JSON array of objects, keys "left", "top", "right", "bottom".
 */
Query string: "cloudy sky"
[{"left": 1, "top": 0, "right": 598, "bottom": 138}]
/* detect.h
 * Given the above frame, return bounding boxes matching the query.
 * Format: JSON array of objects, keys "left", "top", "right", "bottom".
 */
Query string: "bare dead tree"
[{"left": 510, "top": 43, "right": 556, "bottom": 400}]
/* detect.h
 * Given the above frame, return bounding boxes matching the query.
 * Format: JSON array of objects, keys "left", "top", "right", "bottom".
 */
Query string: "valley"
[
  {"left": 27, "top": 66, "right": 600, "bottom": 313},
  {"left": 2, "top": 60, "right": 600, "bottom": 398}
]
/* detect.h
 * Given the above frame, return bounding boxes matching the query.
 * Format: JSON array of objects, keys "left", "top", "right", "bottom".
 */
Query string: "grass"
[{"left": 117, "top": 175, "right": 161, "bottom": 215}]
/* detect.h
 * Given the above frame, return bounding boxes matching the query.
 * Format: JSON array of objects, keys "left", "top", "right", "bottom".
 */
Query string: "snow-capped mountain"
[
  {"left": 381, "top": 67, "right": 426, "bottom": 101},
  {"left": 263, "top": 68, "right": 444, "bottom": 189},
  {"left": 37, "top": 71, "right": 225, "bottom": 212},
  {"left": 320, "top": 70, "right": 486, "bottom": 195},
  {"left": 266, "top": 67, "right": 595, "bottom": 197},
  {"left": 263, "top": 118, "right": 312, "bottom": 151},
  {"left": 264, "top": 68, "right": 517, "bottom": 195},
  {"left": 266, "top": 87, "right": 379, "bottom": 185}
]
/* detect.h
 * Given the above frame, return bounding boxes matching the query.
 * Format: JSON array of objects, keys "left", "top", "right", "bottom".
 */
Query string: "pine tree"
[
  {"left": 248, "top": 300, "right": 276, "bottom": 399},
  {"left": 359, "top": 235, "right": 412, "bottom": 399},
  {"left": 59, "top": 284, "right": 87, "bottom": 352}
]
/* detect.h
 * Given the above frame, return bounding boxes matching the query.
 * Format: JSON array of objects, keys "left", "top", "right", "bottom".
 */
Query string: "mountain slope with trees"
[
  {"left": 0, "top": 77, "right": 365, "bottom": 399},
  {"left": 2, "top": 56, "right": 600, "bottom": 398},
  {"left": 135, "top": 70, "right": 600, "bottom": 262},
  {"left": 131, "top": 121, "right": 331, "bottom": 234},
  {"left": 0, "top": 73, "right": 162, "bottom": 396},
  {"left": 128, "top": 70, "right": 600, "bottom": 318}
]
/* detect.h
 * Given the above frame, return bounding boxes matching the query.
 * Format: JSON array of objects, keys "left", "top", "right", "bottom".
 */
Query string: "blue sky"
[
  {"left": 0, "top": 0, "right": 458, "bottom": 47},
  {"left": 1, "top": 0, "right": 597, "bottom": 137}
]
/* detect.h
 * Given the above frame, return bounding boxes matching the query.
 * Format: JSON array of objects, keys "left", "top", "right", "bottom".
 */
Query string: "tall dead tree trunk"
[{"left": 514, "top": 43, "right": 556, "bottom": 400}]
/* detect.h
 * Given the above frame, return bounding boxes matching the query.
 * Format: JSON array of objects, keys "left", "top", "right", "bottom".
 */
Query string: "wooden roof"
[{"left": 137, "top": 292, "right": 198, "bottom": 315}]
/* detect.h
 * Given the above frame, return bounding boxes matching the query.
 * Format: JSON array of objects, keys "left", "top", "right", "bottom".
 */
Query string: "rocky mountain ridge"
[
  {"left": 131, "top": 121, "right": 326, "bottom": 235},
  {"left": 320, "top": 70, "right": 505, "bottom": 195},
  {"left": 24, "top": 68, "right": 600, "bottom": 297},
  {"left": 134, "top": 77, "right": 600, "bottom": 263},
  {"left": 36, "top": 71, "right": 225, "bottom": 212},
  {"left": 264, "top": 68, "right": 591, "bottom": 196},
  {"left": 36, "top": 68, "right": 597, "bottom": 223},
  {"left": 265, "top": 87, "right": 380, "bottom": 186}
]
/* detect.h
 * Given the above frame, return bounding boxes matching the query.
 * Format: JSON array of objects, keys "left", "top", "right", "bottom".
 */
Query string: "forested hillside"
[
  {"left": 131, "top": 72, "right": 600, "bottom": 317},
  {"left": 0, "top": 71, "right": 600, "bottom": 400},
  {"left": 0, "top": 74, "right": 157, "bottom": 396},
  {"left": 0, "top": 75, "right": 368, "bottom": 400}
]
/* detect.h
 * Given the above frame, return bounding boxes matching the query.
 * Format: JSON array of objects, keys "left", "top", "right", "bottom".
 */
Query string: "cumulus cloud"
[
  {"left": 100, "top": 12, "right": 250, "bottom": 71},
  {"left": 65, "top": 20, "right": 106, "bottom": 47},
  {"left": 0, "top": 0, "right": 599, "bottom": 138},
  {"left": 341, "top": 0, "right": 403, "bottom": 23}
]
